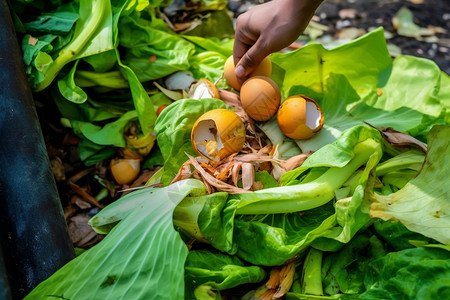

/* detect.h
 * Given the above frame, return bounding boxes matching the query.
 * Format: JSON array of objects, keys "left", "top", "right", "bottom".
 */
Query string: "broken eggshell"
[
  {"left": 277, "top": 95, "right": 324, "bottom": 140},
  {"left": 188, "top": 79, "right": 221, "bottom": 100},
  {"left": 110, "top": 158, "right": 140, "bottom": 185},
  {"left": 191, "top": 109, "right": 246, "bottom": 162},
  {"left": 164, "top": 70, "right": 195, "bottom": 91}
]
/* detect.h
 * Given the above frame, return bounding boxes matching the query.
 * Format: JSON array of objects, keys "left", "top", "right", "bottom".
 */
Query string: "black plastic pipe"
[
  {"left": 0, "top": 245, "right": 13, "bottom": 300},
  {"left": 0, "top": 0, "right": 75, "bottom": 298}
]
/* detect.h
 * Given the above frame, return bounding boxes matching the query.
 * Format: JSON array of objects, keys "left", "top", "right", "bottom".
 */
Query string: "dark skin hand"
[{"left": 233, "top": 0, "right": 324, "bottom": 81}]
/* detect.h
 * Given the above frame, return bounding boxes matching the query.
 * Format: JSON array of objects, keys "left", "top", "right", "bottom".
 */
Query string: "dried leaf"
[
  {"left": 427, "top": 25, "right": 447, "bottom": 35},
  {"left": 173, "top": 21, "right": 198, "bottom": 32},
  {"left": 64, "top": 201, "right": 79, "bottom": 221},
  {"left": 252, "top": 181, "right": 264, "bottom": 191},
  {"left": 186, "top": 153, "right": 250, "bottom": 194},
  {"left": 339, "top": 8, "right": 357, "bottom": 19},
  {"left": 232, "top": 161, "right": 243, "bottom": 187},
  {"left": 171, "top": 160, "right": 193, "bottom": 184},
  {"left": 241, "top": 163, "right": 255, "bottom": 190},
  {"left": 215, "top": 159, "right": 237, "bottom": 180},
  {"left": 281, "top": 151, "right": 314, "bottom": 171},
  {"left": 68, "top": 213, "right": 104, "bottom": 248},
  {"left": 50, "top": 156, "right": 66, "bottom": 182},
  {"left": 251, "top": 262, "right": 296, "bottom": 300},
  {"left": 121, "top": 169, "right": 158, "bottom": 196},
  {"left": 69, "top": 182, "right": 104, "bottom": 209},
  {"left": 74, "top": 197, "right": 92, "bottom": 210},
  {"left": 69, "top": 166, "right": 96, "bottom": 183},
  {"left": 371, "top": 125, "right": 427, "bottom": 153},
  {"left": 235, "top": 153, "right": 277, "bottom": 164}
]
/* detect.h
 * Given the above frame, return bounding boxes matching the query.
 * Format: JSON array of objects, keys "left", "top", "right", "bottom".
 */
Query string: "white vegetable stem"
[{"left": 235, "top": 138, "right": 382, "bottom": 214}]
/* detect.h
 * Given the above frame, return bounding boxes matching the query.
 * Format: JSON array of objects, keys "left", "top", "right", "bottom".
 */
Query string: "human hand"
[{"left": 233, "top": 0, "right": 324, "bottom": 80}]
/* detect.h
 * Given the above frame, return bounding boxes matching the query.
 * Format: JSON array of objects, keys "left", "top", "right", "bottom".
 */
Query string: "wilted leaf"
[
  {"left": 372, "top": 125, "right": 427, "bottom": 153},
  {"left": 337, "top": 27, "right": 366, "bottom": 40},
  {"left": 393, "top": 6, "right": 434, "bottom": 38}
]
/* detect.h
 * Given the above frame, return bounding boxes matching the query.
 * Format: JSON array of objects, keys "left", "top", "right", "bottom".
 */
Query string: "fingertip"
[{"left": 235, "top": 65, "right": 246, "bottom": 78}]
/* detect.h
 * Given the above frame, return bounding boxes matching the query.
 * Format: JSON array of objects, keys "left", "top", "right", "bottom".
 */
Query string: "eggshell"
[
  {"left": 191, "top": 109, "right": 245, "bottom": 161},
  {"left": 110, "top": 159, "right": 140, "bottom": 185},
  {"left": 277, "top": 95, "right": 324, "bottom": 140},
  {"left": 224, "top": 56, "right": 272, "bottom": 91},
  {"left": 240, "top": 76, "right": 281, "bottom": 121}
]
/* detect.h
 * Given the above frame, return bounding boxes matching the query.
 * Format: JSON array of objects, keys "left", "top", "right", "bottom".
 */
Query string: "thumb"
[{"left": 235, "top": 41, "right": 270, "bottom": 79}]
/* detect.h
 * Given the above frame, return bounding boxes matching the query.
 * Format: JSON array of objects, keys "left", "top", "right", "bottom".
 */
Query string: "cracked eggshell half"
[
  {"left": 277, "top": 95, "right": 324, "bottom": 140},
  {"left": 188, "top": 79, "right": 221, "bottom": 100},
  {"left": 191, "top": 109, "right": 246, "bottom": 162}
]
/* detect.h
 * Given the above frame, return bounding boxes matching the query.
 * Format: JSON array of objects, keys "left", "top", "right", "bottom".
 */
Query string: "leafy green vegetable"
[
  {"left": 361, "top": 246, "right": 450, "bottom": 299},
  {"left": 232, "top": 125, "right": 382, "bottom": 215},
  {"left": 69, "top": 110, "right": 137, "bottom": 148},
  {"left": 31, "top": 0, "right": 114, "bottom": 91},
  {"left": 268, "top": 28, "right": 449, "bottom": 151},
  {"left": 369, "top": 125, "right": 450, "bottom": 245},
  {"left": 321, "top": 233, "right": 379, "bottom": 296},
  {"left": 119, "top": 14, "right": 195, "bottom": 82},
  {"left": 180, "top": 10, "right": 234, "bottom": 39},
  {"left": 373, "top": 220, "right": 434, "bottom": 251},
  {"left": 301, "top": 248, "right": 324, "bottom": 295},
  {"left": 25, "top": 179, "right": 207, "bottom": 299},
  {"left": 57, "top": 60, "right": 88, "bottom": 103},
  {"left": 23, "top": 6, "right": 79, "bottom": 34},
  {"left": 185, "top": 250, "right": 266, "bottom": 299}
]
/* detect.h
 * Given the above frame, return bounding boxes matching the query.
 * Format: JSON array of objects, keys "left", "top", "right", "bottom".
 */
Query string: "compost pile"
[{"left": 11, "top": 0, "right": 450, "bottom": 299}]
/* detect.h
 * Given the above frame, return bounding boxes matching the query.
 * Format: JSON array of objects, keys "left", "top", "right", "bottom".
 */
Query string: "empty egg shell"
[
  {"left": 277, "top": 95, "right": 324, "bottom": 140},
  {"left": 191, "top": 109, "right": 245, "bottom": 162}
]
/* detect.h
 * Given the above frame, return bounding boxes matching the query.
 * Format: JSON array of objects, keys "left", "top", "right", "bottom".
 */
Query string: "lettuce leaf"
[
  {"left": 184, "top": 250, "right": 266, "bottom": 299},
  {"left": 270, "top": 28, "right": 449, "bottom": 151},
  {"left": 361, "top": 246, "right": 450, "bottom": 299},
  {"left": 25, "top": 179, "right": 207, "bottom": 299},
  {"left": 369, "top": 125, "right": 450, "bottom": 245},
  {"left": 119, "top": 14, "right": 195, "bottom": 82}
]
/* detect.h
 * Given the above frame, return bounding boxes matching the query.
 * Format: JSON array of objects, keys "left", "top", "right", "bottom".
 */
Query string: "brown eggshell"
[{"left": 240, "top": 76, "right": 281, "bottom": 121}]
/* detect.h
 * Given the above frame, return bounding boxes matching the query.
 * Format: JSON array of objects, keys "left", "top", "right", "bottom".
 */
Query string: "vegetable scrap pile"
[{"left": 11, "top": 0, "right": 450, "bottom": 299}]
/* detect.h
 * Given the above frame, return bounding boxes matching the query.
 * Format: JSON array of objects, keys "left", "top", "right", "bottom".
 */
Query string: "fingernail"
[{"left": 235, "top": 65, "right": 246, "bottom": 78}]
